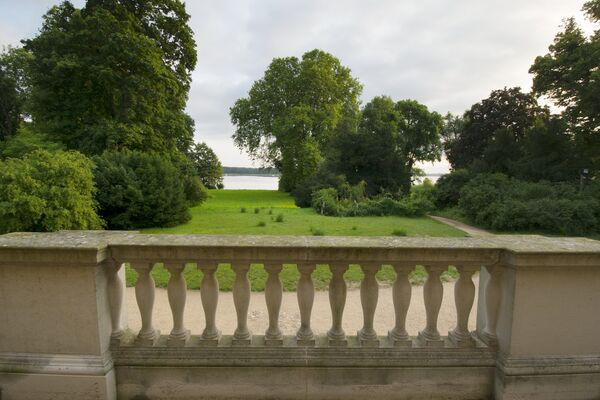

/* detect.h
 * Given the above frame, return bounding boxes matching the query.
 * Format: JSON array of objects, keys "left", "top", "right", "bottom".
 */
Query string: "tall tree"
[
  {"left": 0, "top": 47, "right": 33, "bottom": 141},
  {"left": 529, "top": 0, "right": 600, "bottom": 172},
  {"left": 188, "top": 142, "right": 223, "bottom": 189},
  {"left": 24, "top": 0, "right": 196, "bottom": 156},
  {"left": 230, "top": 49, "right": 362, "bottom": 191},
  {"left": 445, "top": 87, "right": 548, "bottom": 169},
  {"left": 330, "top": 96, "right": 443, "bottom": 196}
]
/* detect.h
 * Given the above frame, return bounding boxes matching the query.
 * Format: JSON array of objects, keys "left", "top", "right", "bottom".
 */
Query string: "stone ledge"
[
  {"left": 0, "top": 351, "right": 114, "bottom": 375},
  {"left": 497, "top": 353, "right": 600, "bottom": 376},
  {"left": 112, "top": 335, "right": 496, "bottom": 368}
]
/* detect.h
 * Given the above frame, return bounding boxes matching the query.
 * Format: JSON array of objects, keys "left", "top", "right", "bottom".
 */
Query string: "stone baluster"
[
  {"left": 264, "top": 263, "right": 283, "bottom": 345},
  {"left": 165, "top": 262, "right": 190, "bottom": 346},
  {"left": 388, "top": 264, "right": 413, "bottom": 347},
  {"left": 107, "top": 259, "right": 124, "bottom": 346},
  {"left": 232, "top": 263, "right": 252, "bottom": 345},
  {"left": 449, "top": 265, "right": 477, "bottom": 347},
  {"left": 199, "top": 262, "right": 220, "bottom": 345},
  {"left": 358, "top": 263, "right": 381, "bottom": 346},
  {"left": 132, "top": 262, "right": 160, "bottom": 346},
  {"left": 327, "top": 263, "right": 349, "bottom": 346},
  {"left": 480, "top": 264, "right": 503, "bottom": 347},
  {"left": 296, "top": 263, "right": 316, "bottom": 345},
  {"left": 417, "top": 264, "right": 445, "bottom": 347}
]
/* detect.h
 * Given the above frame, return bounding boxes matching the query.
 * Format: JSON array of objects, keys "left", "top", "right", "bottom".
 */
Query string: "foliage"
[
  {"left": 24, "top": 0, "right": 196, "bottom": 156},
  {"left": 391, "top": 228, "right": 407, "bottom": 236},
  {"left": 0, "top": 149, "right": 103, "bottom": 233},
  {"left": 187, "top": 142, "right": 223, "bottom": 189},
  {"left": 142, "top": 189, "right": 466, "bottom": 237},
  {"left": 93, "top": 151, "right": 193, "bottom": 229},
  {"left": 230, "top": 49, "right": 363, "bottom": 192},
  {"left": 171, "top": 154, "right": 208, "bottom": 207},
  {"left": 445, "top": 87, "right": 548, "bottom": 170},
  {"left": 310, "top": 181, "right": 435, "bottom": 218},
  {"left": 328, "top": 96, "right": 442, "bottom": 197},
  {"left": 458, "top": 173, "right": 600, "bottom": 235},
  {"left": 0, "top": 126, "right": 64, "bottom": 159},
  {"left": 530, "top": 1, "right": 600, "bottom": 172},
  {"left": 433, "top": 169, "right": 472, "bottom": 209},
  {"left": 0, "top": 47, "right": 33, "bottom": 141}
]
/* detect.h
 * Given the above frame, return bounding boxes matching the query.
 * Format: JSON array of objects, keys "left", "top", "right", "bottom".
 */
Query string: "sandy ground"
[{"left": 127, "top": 277, "right": 479, "bottom": 337}]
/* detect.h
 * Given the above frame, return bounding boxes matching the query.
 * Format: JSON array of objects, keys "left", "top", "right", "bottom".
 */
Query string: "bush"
[
  {"left": 257, "top": 221, "right": 266, "bottom": 227},
  {"left": 275, "top": 213, "right": 284, "bottom": 222},
  {"left": 433, "top": 169, "right": 471, "bottom": 208},
  {"left": 93, "top": 151, "right": 192, "bottom": 229},
  {"left": 392, "top": 229, "right": 407, "bottom": 236},
  {"left": 0, "top": 149, "right": 103, "bottom": 233},
  {"left": 173, "top": 155, "right": 208, "bottom": 207},
  {"left": 240, "top": 207, "right": 247, "bottom": 213},
  {"left": 458, "top": 173, "right": 600, "bottom": 235}
]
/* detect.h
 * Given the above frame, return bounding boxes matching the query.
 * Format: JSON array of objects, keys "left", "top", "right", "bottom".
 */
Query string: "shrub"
[
  {"left": 257, "top": 221, "right": 266, "bottom": 227},
  {"left": 275, "top": 213, "right": 284, "bottom": 222},
  {"left": 311, "top": 188, "right": 340, "bottom": 216},
  {"left": 254, "top": 207, "right": 260, "bottom": 214},
  {"left": 93, "top": 151, "right": 191, "bottom": 229},
  {"left": 312, "top": 228, "right": 325, "bottom": 236},
  {"left": 0, "top": 149, "right": 103, "bottom": 233},
  {"left": 433, "top": 169, "right": 471, "bottom": 208},
  {"left": 173, "top": 155, "right": 208, "bottom": 207},
  {"left": 392, "top": 229, "right": 407, "bottom": 236},
  {"left": 240, "top": 207, "right": 247, "bottom": 213}
]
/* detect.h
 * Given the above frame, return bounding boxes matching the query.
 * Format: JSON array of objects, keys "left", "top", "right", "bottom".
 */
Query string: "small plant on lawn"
[
  {"left": 312, "top": 228, "right": 325, "bottom": 236},
  {"left": 268, "top": 209, "right": 273, "bottom": 215},
  {"left": 257, "top": 221, "right": 266, "bottom": 227},
  {"left": 352, "top": 226, "right": 357, "bottom": 230},
  {"left": 240, "top": 207, "right": 247, "bottom": 213},
  {"left": 254, "top": 207, "right": 260, "bottom": 214},
  {"left": 275, "top": 213, "right": 284, "bottom": 223},
  {"left": 392, "top": 228, "right": 407, "bottom": 236}
]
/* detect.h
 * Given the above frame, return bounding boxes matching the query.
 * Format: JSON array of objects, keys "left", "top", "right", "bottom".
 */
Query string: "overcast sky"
[{"left": 0, "top": 0, "right": 592, "bottom": 172}]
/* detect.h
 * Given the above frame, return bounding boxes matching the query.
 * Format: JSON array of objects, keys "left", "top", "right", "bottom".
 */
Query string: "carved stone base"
[
  {"left": 110, "top": 330, "right": 125, "bottom": 348},
  {"left": 232, "top": 329, "right": 252, "bottom": 346},
  {"left": 264, "top": 338, "right": 284, "bottom": 347},
  {"left": 417, "top": 330, "right": 444, "bottom": 348},
  {"left": 388, "top": 330, "right": 413, "bottom": 347},
  {"left": 448, "top": 330, "right": 475, "bottom": 348},
  {"left": 477, "top": 330, "right": 498, "bottom": 348},
  {"left": 357, "top": 330, "right": 380, "bottom": 347},
  {"left": 199, "top": 330, "right": 221, "bottom": 346},
  {"left": 167, "top": 329, "right": 190, "bottom": 347},
  {"left": 135, "top": 329, "right": 160, "bottom": 346},
  {"left": 296, "top": 338, "right": 316, "bottom": 346}
]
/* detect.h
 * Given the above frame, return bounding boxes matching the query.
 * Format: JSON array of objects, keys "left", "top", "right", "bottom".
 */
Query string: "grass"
[
  {"left": 126, "top": 263, "right": 459, "bottom": 291},
  {"left": 132, "top": 189, "right": 466, "bottom": 290}
]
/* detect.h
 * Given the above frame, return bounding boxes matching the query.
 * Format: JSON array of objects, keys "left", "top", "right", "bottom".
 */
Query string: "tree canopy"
[
  {"left": 187, "top": 142, "right": 224, "bottom": 189},
  {"left": 529, "top": 0, "right": 600, "bottom": 171},
  {"left": 230, "top": 49, "right": 362, "bottom": 191},
  {"left": 23, "top": 0, "right": 196, "bottom": 156}
]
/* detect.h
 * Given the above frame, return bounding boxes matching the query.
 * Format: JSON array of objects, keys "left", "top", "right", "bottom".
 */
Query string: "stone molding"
[{"left": 0, "top": 351, "right": 114, "bottom": 375}]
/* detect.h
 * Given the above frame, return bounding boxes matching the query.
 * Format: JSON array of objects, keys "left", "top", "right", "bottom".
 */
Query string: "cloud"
[{"left": 1, "top": 0, "right": 591, "bottom": 169}]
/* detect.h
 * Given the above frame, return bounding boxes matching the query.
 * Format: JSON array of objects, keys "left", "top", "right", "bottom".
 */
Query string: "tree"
[
  {"left": 24, "top": 0, "right": 196, "bottom": 156},
  {"left": 529, "top": 0, "right": 600, "bottom": 172},
  {"left": 0, "top": 149, "right": 103, "bottom": 233},
  {"left": 446, "top": 87, "right": 548, "bottom": 169},
  {"left": 187, "top": 142, "right": 224, "bottom": 189},
  {"left": 93, "top": 151, "right": 195, "bottom": 229},
  {"left": 0, "top": 47, "right": 32, "bottom": 141},
  {"left": 230, "top": 49, "right": 362, "bottom": 191},
  {"left": 328, "top": 96, "right": 442, "bottom": 196}
]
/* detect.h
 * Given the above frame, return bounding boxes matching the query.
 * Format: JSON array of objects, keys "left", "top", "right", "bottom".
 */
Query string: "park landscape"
[{"left": 1, "top": 1, "right": 600, "bottom": 399}]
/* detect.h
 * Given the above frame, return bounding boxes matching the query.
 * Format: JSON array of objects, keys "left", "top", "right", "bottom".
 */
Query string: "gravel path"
[
  {"left": 127, "top": 277, "right": 479, "bottom": 337},
  {"left": 429, "top": 215, "right": 492, "bottom": 237}
]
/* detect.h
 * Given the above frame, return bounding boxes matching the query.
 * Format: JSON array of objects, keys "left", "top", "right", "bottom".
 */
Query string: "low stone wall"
[{"left": 0, "top": 231, "right": 599, "bottom": 399}]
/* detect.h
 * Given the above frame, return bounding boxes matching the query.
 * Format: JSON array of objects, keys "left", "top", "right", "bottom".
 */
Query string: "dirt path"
[
  {"left": 429, "top": 215, "right": 492, "bottom": 237},
  {"left": 126, "top": 277, "right": 479, "bottom": 337}
]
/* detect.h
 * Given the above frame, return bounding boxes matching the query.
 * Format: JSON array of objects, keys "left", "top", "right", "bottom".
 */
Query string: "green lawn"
[{"left": 129, "top": 189, "right": 466, "bottom": 290}]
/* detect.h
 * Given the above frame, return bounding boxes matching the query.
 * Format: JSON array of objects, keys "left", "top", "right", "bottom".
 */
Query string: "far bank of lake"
[{"left": 223, "top": 174, "right": 441, "bottom": 190}]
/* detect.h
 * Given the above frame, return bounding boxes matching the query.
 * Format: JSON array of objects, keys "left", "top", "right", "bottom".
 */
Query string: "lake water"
[{"left": 223, "top": 174, "right": 441, "bottom": 190}]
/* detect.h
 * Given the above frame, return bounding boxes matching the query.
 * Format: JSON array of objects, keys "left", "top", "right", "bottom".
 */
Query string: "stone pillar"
[
  {"left": 327, "top": 263, "right": 349, "bottom": 346},
  {"left": 107, "top": 259, "right": 125, "bottom": 346},
  {"left": 417, "top": 264, "right": 444, "bottom": 347},
  {"left": 479, "top": 264, "right": 502, "bottom": 347},
  {"left": 296, "top": 263, "right": 316, "bottom": 345},
  {"left": 132, "top": 262, "right": 160, "bottom": 346},
  {"left": 449, "top": 265, "right": 476, "bottom": 347},
  {"left": 358, "top": 263, "right": 381, "bottom": 346},
  {"left": 165, "top": 262, "right": 190, "bottom": 346},
  {"left": 199, "top": 262, "right": 220, "bottom": 344},
  {"left": 389, "top": 264, "right": 413, "bottom": 347},
  {"left": 264, "top": 263, "right": 283, "bottom": 346},
  {"left": 232, "top": 262, "right": 252, "bottom": 345}
]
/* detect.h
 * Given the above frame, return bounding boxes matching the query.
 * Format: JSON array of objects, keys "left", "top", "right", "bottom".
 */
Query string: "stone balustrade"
[{"left": 1, "top": 231, "right": 599, "bottom": 400}]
